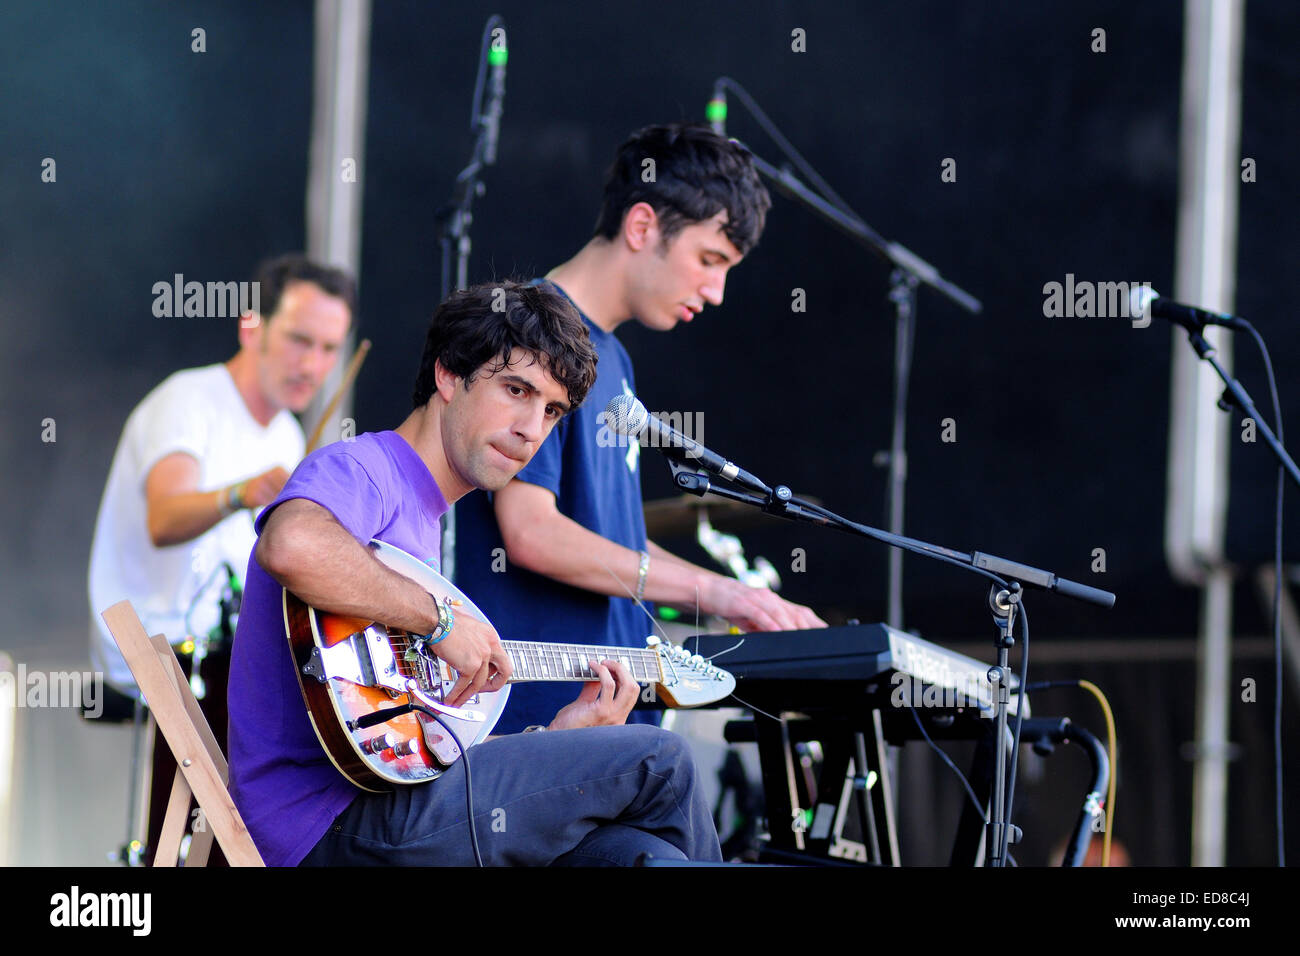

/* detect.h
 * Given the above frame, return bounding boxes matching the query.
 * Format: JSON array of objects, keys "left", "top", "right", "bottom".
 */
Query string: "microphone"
[
  {"left": 1129, "top": 286, "right": 1245, "bottom": 332},
  {"left": 604, "top": 394, "right": 771, "bottom": 496},
  {"left": 482, "top": 25, "right": 508, "bottom": 165},
  {"left": 707, "top": 79, "right": 727, "bottom": 136}
]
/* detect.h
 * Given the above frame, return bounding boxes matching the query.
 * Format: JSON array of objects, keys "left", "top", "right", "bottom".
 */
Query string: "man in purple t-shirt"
[{"left": 227, "top": 280, "right": 722, "bottom": 866}]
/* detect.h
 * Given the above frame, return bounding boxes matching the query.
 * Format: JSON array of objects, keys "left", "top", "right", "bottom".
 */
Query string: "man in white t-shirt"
[{"left": 88, "top": 255, "right": 355, "bottom": 697}]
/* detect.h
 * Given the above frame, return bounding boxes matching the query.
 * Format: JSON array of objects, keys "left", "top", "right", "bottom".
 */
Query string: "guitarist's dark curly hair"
[{"left": 412, "top": 280, "right": 598, "bottom": 411}]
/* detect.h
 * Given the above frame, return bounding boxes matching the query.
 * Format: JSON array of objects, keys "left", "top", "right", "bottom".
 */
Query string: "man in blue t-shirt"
[
  {"left": 454, "top": 124, "right": 826, "bottom": 734},
  {"left": 227, "top": 281, "right": 722, "bottom": 866}
]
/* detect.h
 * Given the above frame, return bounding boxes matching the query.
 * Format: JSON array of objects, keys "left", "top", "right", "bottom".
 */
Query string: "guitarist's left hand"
[{"left": 546, "top": 659, "right": 639, "bottom": 731}]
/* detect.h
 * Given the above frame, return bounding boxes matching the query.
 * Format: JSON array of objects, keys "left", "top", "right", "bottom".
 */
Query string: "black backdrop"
[{"left": 3, "top": 0, "right": 1297, "bottom": 864}]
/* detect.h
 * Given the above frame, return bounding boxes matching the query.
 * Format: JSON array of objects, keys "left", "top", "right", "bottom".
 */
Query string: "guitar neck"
[{"left": 501, "top": 642, "right": 662, "bottom": 684}]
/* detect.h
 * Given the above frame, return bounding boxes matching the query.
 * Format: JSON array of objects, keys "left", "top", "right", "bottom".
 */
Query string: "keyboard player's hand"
[{"left": 702, "top": 576, "right": 827, "bottom": 632}]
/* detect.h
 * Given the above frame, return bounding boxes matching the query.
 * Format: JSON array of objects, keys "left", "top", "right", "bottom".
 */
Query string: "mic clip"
[
  {"left": 668, "top": 458, "right": 712, "bottom": 497},
  {"left": 763, "top": 484, "right": 795, "bottom": 518}
]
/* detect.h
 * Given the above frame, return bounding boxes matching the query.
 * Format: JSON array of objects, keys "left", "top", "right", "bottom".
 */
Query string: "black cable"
[
  {"left": 907, "top": 705, "right": 987, "bottom": 825},
  {"left": 1026, "top": 679, "right": 1086, "bottom": 692},
  {"left": 715, "top": 77, "right": 859, "bottom": 220},
  {"left": 416, "top": 708, "right": 484, "bottom": 867},
  {"left": 786, "top": 492, "right": 1034, "bottom": 866},
  {"left": 182, "top": 561, "right": 229, "bottom": 639},
  {"left": 1238, "top": 318, "right": 1286, "bottom": 866}
]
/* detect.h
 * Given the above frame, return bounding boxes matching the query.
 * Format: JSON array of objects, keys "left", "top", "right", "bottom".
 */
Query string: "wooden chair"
[{"left": 100, "top": 601, "right": 264, "bottom": 866}]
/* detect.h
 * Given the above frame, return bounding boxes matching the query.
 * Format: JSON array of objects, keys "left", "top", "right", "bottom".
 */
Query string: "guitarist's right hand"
[{"left": 435, "top": 611, "right": 512, "bottom": 708}]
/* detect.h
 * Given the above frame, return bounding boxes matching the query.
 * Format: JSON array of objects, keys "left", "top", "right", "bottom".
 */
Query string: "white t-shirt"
[{"left": 88, "top": 364, "right": 304, "bottom": 693}]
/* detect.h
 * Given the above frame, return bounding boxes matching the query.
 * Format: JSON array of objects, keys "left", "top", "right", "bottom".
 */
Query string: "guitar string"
[
  {"left": 375, "top": 547, "right": 711, "bottom": 688},
  {"left": 388, "top": 628, "right": 659, "bottom": 683},
  {"left": 726, "top": 692, "right": 780, "bottom": 724},
  {"left": 502, "top": 641, "right": 657, "bottom": 681},
  {"left": 372, "top": 627, "right": 745, "bottom": 728},
  {"left": 703, "top": 637, "right": 746, "bottom": 663},
  {"left": 590, "top": 549, "right": 675, "bottom": 648},
  {"left": 382, "top": 545, "right": 688, "bottom": 688}
]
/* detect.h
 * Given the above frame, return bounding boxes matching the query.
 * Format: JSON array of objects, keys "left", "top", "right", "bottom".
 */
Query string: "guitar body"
[
  {"left": 284, "top": 540, "right": 502, "bottom": 790},
  {"left": 285, "top": 540, "right": 734, "bottom": 791}
]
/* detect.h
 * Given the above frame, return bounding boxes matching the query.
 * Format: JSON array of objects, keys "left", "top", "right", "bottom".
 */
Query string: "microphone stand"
[
  {"left": 658, "top": 453, "right": 1114, "bottom": 865},
  {"left": 1176, "top": 319, "right": 1300, "bottom": 489},
  {"left": 436, "top": 15, "right": 506, "bottom": 297},
  {"left": 738, "top": 148, "right": 981, "bottom": 632},
  {"left": 712, "top": 76, "right": 980, "bottom": 634},
  {"left": 434, "top": 15, "right": 506, "bottom": 581},
  {"left": 712, "top": 82, "right": 984, "bottom": 840}
]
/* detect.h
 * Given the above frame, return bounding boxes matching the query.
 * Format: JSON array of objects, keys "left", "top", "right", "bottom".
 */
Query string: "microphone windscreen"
[
  {"left": 604, "top": 394, "right": 646, "bottom": 436},
  {"left": 1129, "top": 284, "right": 1158, "bottom": 319}
]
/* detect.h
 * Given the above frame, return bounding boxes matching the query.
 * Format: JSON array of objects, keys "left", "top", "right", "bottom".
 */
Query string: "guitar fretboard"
[{"left": 502, "top": 642, "right": 661, "bottom": 684}]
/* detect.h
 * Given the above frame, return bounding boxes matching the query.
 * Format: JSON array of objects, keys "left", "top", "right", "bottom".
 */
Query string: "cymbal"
[{"left": 643, "top": 493, "right": 821, "bottom": 540}]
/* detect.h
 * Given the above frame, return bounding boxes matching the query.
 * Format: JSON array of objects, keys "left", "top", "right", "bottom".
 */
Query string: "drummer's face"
[{"left": 252, "top": 281, "right": 351, "bottom": 412}]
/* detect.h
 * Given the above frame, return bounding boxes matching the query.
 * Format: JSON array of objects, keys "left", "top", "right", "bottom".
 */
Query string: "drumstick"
[{"left": 306, "top": 338, "right": 372, "bottom": 453}]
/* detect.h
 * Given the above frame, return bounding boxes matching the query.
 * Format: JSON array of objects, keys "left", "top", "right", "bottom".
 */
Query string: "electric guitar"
[{"left": 283, "top": 539, "right": 736, "bottom": 790}]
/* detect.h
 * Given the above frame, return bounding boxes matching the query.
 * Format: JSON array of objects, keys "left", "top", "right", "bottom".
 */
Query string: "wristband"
[
  {"left": 217, "top": 482, "right": 245, "bottom": 518},
  {"left": 407, "top": 595, "right": 461, "bottom": 664},
  {"left": 635, "top": 549, "right": 650, "bottom": 603},
  {"left": 412, "top": 595, "right": 455, "bottom": 652}
]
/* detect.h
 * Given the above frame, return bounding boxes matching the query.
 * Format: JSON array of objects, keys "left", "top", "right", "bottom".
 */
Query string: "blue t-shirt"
[
  {"left": 227, "top": 431, "right": 448, "bottom": 866},
  {"left": 453, "top": 281, "right": 658, "bottom": 733}
]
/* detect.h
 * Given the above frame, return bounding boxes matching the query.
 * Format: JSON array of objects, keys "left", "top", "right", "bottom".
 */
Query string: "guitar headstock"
[{"left": 646, "top": 636, "right": 735, "bottom": 708}]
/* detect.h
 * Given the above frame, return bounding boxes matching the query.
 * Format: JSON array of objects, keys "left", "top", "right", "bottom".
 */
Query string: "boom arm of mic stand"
[
  {"left": 1183, "top": 325, "right": 1300, "bottom": 491},
  {"left": 665, "top": 461, "right": 1116, "bottom": 609},
  {"left": 742, "top": 146, "right": 982, "bottom": 315},
  {"left": 668, "top": 464, "right": 829, "bottom": 525}
]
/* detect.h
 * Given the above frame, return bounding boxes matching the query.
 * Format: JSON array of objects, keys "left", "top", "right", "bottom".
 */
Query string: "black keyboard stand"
[
  {"left": 726, "top": 704, "right": 1089, "bottom": 866},
  {"left": 726, "top": 710, "right": 902, "bottom": 865}
]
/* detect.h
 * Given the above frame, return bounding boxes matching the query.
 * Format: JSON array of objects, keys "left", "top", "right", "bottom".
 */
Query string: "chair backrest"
[{"left": 100, "top": 601, "right": 264, "bottom": 866}]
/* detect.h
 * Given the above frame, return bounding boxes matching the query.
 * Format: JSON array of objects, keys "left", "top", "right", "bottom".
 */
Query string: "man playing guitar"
[{"left": 226, "top": 280, "right": 722, "bottom": 866}]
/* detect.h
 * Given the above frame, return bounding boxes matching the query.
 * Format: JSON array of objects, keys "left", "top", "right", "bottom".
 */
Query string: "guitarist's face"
[{"left": 440, "top": 349, "right": 572, "bottom": 494}]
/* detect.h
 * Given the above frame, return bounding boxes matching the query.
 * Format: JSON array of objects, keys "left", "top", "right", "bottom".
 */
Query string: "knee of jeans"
[{"left": 646, "top": 727, "right": 694, "bottom": 769}]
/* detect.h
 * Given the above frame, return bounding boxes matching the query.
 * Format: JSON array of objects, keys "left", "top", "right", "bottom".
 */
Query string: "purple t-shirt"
[{"left": 227, "top": 431, "right": 448, "bottom": 866}]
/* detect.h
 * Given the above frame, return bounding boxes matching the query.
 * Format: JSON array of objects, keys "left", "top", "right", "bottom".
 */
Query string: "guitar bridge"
[{"left": 302, "top": 625, "right": 410, "bottom": 693}]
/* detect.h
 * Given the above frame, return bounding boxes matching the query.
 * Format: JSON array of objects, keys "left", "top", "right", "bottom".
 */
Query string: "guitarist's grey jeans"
[{"left": 299, "top": 724, "right": 723, "bottom": 866}]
